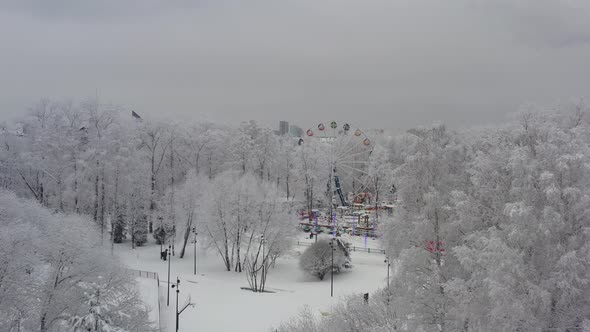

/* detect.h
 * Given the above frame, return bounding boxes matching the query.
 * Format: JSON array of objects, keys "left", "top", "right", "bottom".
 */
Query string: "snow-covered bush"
[
  {"left": 299, "top": 238, "right": 350, "bottom": 280},
  {"left": 273, "top": 306, "right": 321, "bottom": 332},
  {"left": 274, "top": 289, "right": 397, "bottom": 332}
]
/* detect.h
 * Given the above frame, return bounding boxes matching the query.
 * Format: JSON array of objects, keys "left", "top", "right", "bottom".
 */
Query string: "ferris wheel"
[{"left": 302, "top": 121, "right": 374, "bottom": 207}]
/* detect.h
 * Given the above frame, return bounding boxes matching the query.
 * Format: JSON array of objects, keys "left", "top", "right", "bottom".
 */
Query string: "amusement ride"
[{"left": 298, "top": 121, "right": 395, "bottom": 240}]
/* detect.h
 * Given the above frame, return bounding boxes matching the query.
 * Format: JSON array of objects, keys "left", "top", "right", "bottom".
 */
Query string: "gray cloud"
[
  {"left": 475, "top": 0, "right": 590, "bottom": 48},
  {"left": 1, "top": 0, "right": 589, "bottom": 131}
]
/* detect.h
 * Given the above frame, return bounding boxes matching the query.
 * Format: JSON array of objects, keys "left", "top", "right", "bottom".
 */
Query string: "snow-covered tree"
[
  {"left": 382, "top": 124, "right": 469, "bottom": 331},
  {"left": 244, "top": 183, "right": 296, "bottom": 292},
  {"left": 204, "top": 170, "right": 296, "bottom": 273},
  {"left": 174, "top": 170, "right": 210, "bottom": 258},
  {"left": 0, "top": 190, "right": 152, "bottom": 332},
  {"left": 446, "top": 109, "right": 590, "bottom": 330},
  {"left": 135, "top": 122, "right": 170, "bottom": 233},
  {"left": 293, "top": 138, "right": 325, "bottom": 220}
]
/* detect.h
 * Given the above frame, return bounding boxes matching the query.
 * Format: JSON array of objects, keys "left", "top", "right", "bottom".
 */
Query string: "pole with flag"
[{"left": 131, "top": 110, "right": 142, "bottom": 121}]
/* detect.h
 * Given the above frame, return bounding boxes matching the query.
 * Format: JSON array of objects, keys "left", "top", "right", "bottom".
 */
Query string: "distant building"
[
  {"left": 279, "top": 121, "right": 289, "bottom": 136},
  {"left": 289, "top": 125, "right": 303, "bottom": 137},
  {"left": 275, "top": 121, "right": 303, "bottom": 138}
]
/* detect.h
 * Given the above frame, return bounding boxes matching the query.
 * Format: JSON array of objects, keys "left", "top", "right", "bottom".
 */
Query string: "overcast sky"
[{"left": 1, "top": 0, "right": 590, "bottom": 131}]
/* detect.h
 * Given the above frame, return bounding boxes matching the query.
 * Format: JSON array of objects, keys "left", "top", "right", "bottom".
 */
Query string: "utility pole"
[
  {"left": 167, "top": 245, "right": 171, "bottom": 306},
  {"left": 172, "top": 224, "right": 176, "bottom": 256},
  {"left": 329, "top": 238, "right": 336, "bottom": 297},
  {"left": 385, "top": 257, "right": 391, "bottom": 304},
  {"left": 172, "top": 277, "right": 194, "bottom": 332},
  {"left": 159, "top": 226, "right": 163, "bottom": 255},
  {"left": 329, "top": 166, "right": 333, "bottom": 230},
  {"left": 314, "top": 211, "right": 318, "bottom": 243},
  {"left": 176, "top": 278, "right": 179, "bottom": 331},
  {"left": 171, "top": 277, "right": 180, "bottom": 332}
]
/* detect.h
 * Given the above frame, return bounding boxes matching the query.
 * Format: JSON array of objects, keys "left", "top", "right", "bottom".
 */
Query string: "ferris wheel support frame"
[{"left": 305, "top": 121, "right": 375, "bottom": 217}]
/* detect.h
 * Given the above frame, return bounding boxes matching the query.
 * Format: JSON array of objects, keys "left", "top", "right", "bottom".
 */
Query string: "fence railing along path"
[
  {"left": 125, "top": 268, "right": 159, "bottom": 280},
  {"left": 125, "top": 268, "right": 164, "bottom": 332},
  {"left": 294, "top": 241, "right": 385, "bottom": 254}
]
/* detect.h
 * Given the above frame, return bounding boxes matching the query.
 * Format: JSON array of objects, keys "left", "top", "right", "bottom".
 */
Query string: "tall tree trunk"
[
  {"left": 131, "top": 210, "right": 136, "bottom": 249},
  {"left": 74, "top": 160, "right": 79, "bottom": 214},
  {"left": 235, "top": 232, "right": 242, "bottom": 272},
  {"left": 111, "top": 164, "right": 119, "bottom": 254},
  {"left": 113, "top": 165, "right": 119, "bottom": 209},
  {"left": 40, "top": 313, "right": 47, "bottom": 332},
  {"left": 195, "top": 155, "right": 199, "bottom": 175},
  {"left": 58, "top": 177, "right": 63, "bottom": 212},
  {"left": 374, "top": 177, "right": 379, "bottom": 224},
  {"left": 149, "top": 151, "right": 155, "bottom": 233},
  {"left": 308, "top": 179, "right": 314, "bottom": 221},
  {"left": 235, "top": 196, "right": 242, "bottom": 272},
  {"left": 112, "top": 165, "right": 119, "bottom": 254},
  {"left": 37, "top": 171, "right": 44, "bottom": 205},
  {"left": 224, "top": 236, "right": 231, "bottom": 271},
  {"left": 36, "top": 171, "right": 40, "bottom": 201},
  {"left": 462, "top": 318, "right": 469, "bottom": 332},
  {"left": 208, "top": 152, "right": 213, "bottom": 179},
  {"left": 286, "top": 172, "right": 290, "bottom": 199},
  {"left": 169, "top": 138, "right": 175, "bottom": 254},
  {"left": 94, "top": 159, "right": 99, "bottom": 222},
  {"left": 100, "top": 166, "right": 106, "bottom": 244},
  {"left": 40, "top": 182, "right": 44, "bottom": 206},
  {"left": 179, "top": 213, "right": 193, "bottom": 258}
]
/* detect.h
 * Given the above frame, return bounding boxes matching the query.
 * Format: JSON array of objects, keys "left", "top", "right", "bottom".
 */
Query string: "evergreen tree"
[
  {"left": 132, "top": 212, "right": 148, "bottom": 247},
  {"left": 112, "top": 204, "right": 126, "bottom": 244},
  {"left": 152, "top": 216, "right": 173, "bottom": 245},
  {"left": 69, "top": 284, "right": 128, "bottom": 332}
]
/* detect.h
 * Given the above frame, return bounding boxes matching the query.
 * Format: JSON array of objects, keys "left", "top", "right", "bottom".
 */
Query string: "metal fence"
[
  {"left": 126, "top": 268, "right": 159, "bottom": 280},
  {"left": 294, "top": 241, "right": 385, "bottom": 254},
  {"left": 126, "top": 268, "right": 162, "bottom": 332}
]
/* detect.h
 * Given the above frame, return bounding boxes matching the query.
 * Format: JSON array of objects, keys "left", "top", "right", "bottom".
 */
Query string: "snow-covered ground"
[{"left": 117, "top": 233, "right": 387, "bottom": 332}]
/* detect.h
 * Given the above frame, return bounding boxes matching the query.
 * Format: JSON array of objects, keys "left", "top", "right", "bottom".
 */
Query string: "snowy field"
[{"left": 117, "top": 233, "right": 387, "bottom": 332}]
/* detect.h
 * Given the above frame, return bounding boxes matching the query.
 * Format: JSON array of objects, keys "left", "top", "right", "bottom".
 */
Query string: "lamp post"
[
  {"left": 171, "top": 277, "right": 195, "bottom": 332},
  {"left": 329, "top": 238, "right": 336, "bottom": 297},
  {"left": 171, "top": 277, "right": 180, "bottom": 332},
  {"left": 167, "top": 245, "right": 171, "bottom": 307},
  {"left": 384, "top": 257, "right": 391, "bottom": 304},
  {"left": 314, "top": 211, "right": 318, "bottom": 243},
  {"left": 172, "top": 225, "right": 176, "bottom": 256},
  {"left": 192, "top": 227, "right": 197, "bottom": 275}
]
